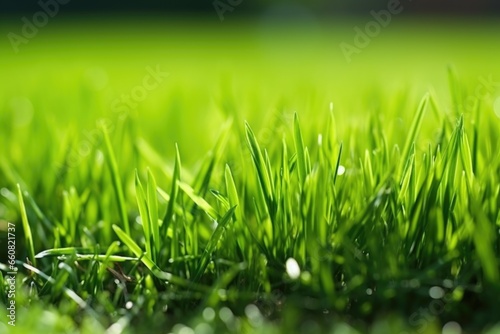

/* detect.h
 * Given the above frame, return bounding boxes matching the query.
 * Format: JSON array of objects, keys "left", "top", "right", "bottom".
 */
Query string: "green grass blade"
[
  {"left": 333, "top": 142, "right": 343, "bottom": 186},
  {"left": 102, "top": 126, "right": 130, "bottom": 235},
  {"left": 157, "top": 186, "right": 193, "bottom": 221},
  {"left": 205, "top": 262, "right": 247, "bottom": 307},
  {"left": 398, "top": 93, "right": 429, "bottom": 179},
  {"left": 293, "top": 112, "right": 307, "bottom": 185},
  {"left": 35, "top": 247, "right": 136, "bottom": 262},
  {"left": 135, "top": 138, "right": 194, "bottom": 184},
  {"left": 470, "top": 199, "right": 500, "bottom": 284},
  {"left": 193, "top": 206, "right": 236, "bottom": 282},
  {"left": 225, "top": 164, "right": 242, "bottom": 223},
  {"left": 178, "top": 180, "right": 219, "bottom": 220},
  {"left": 210, "top": 189, "right": 230, "bottom": 210},
  {"left": 36, "top": 247, "right": 92, "bottom": 258},
  {"left": 162, "top": 144, "right": 181, "bottom": 230},
  {"left": 135, "top": 170, "right": 152, "bottom": 259},
  {"left": 17, "top": 184, "right": 36, "bottom": 267},
  {"left": 147, "top": 168, "right": 160, "bottom": 258},
  {"left": 112, "top": 224, "right": 207, "bottom": 291},
  {"left": 459, "top": 128, "right": 474, "bottom": 189},
  {"left": 19, "top": 261, "right": 90, "bottom": 310},
  {"left": 245, "top": 122, "right": 274, "bottom": 202},
  {"left": 192, "top": 121, "right": 231, "bottom": 196}
]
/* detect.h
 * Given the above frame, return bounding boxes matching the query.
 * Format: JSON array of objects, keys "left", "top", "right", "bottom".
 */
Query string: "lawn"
[{"left": 1, "top": 16, "right": 500, "bottom": 333}]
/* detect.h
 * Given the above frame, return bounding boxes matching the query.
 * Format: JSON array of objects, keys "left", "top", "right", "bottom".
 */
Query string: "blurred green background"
[
  {"left": 1, "top": 13, "right": 500, "bottom": 174},
  {"left": 1, "top": 3, "right": 499, "bottom": 234}
]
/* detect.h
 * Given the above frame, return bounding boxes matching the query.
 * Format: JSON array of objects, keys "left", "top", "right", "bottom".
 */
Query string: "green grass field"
[{"left": 1, "top": 17, "right": 500, "bottom": 333}]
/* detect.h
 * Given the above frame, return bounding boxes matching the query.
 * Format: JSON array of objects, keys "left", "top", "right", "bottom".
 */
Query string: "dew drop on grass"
[
  {"left": 41, "top": 310, "right": 58, "bottom": 327},
  {"left": 178, "top": 326, "right": 195, "bottom": 334},
  {"left": 442, "top": 321, "right": 462, "bottom": 334},
  {"left": 337, "top": 165, "right": 346, "bottom": 176},
  {"left": 409, "top": 279, "right": 420, "bottom": 288},
  {"left": 107, "top": 320, "right": 126, "bottom": 334},
  {"left": 286, "top": 258, "right": 301, "bottom": 280},
  {"left": 125, "top": 301, "right": 133, "bottom": 309},
  {"left": 245, "top": 304, "right": 263, "bottom": 327},
  {"left": 202, "top": 307, "right": 215, "bottom": 322},
  {"left": 429, "top": 286, "right": 445, "bottom": 299},
  {"left": 301, "top": 271, "right": 312, "bottom": 284},
  {"left": 219, "top": 307, "right": 234, "bottom": 324},
  {"left": 442, "top": 279, "right": 454, "bottom": 289},
  {"left": 1, "top": 187, "right": 16, "bottom": 201},
  {"left": 218, "top": 289, "right": 227, "bottom": 301},
  {"left": 96, "top": 150, "right": 104, "bottom": 165},
  {"left": 194, "top": 323, "right": 213, "bottom": 334},
  {"left": 172, "top": 324, "right": 194, "bottom": 334},
  {"left": 135, "top": 216, "right": 143, "bottom": 225}
]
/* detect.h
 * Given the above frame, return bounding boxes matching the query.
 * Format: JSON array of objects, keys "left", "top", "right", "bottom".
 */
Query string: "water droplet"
[
  {"left": 217, "top": 289, "right": 227, "bottom": 301},
  {"left": 286, "top": 258, "right": 301, "bottom": 279},
  {"left": 1, "top": 188, "right": 14, "bottom": 199},
  {"left": 219, "top": 307, "right": 233, "bottom": 323},
  {"left": 178, "top": 326, "right": 194, "bottom": 334},
  {"left": 409, "top": 279, "right": 420, "bottom": 288},
  {"left": 245, "top": 304, "right": 261, "bottom": 319},
  {"left": 202, "top": 307, "right": 215, "bottom": 321},
  {"left": 301, "top": 271, "right": 312, "bottom": 283},
  {"left": 442, "top": 321, "right": 461, "bottom": 334},
  {"left": 337, "top": 165, "right": 346, "bottom": 176},
  {"left": 194, "top": 323, "right": 213, "bottom": 334},
  {"left": 442, "top": 279, "right": 453, "bottom": 289},
  {"left": 429, "top": 286, "right": 445, "bottom": 299},
  {"left": 245, "top": 304, "right": 263, "bottom": 327}
]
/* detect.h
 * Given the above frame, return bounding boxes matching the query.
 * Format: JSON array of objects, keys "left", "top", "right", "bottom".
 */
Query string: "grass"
[{"left": 1, "top": 18, "right": 500, "bottom": 334}]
